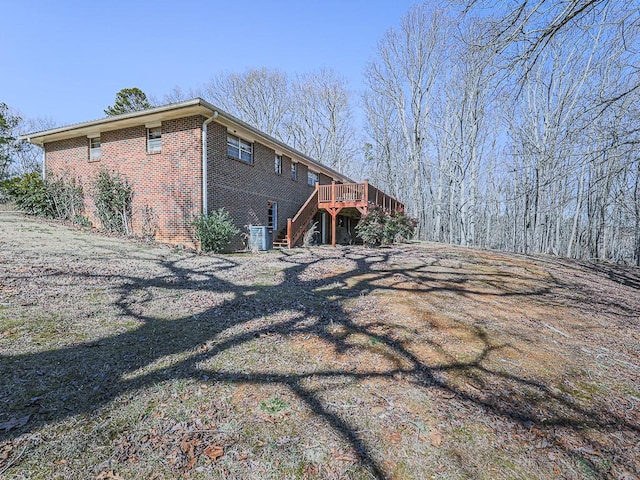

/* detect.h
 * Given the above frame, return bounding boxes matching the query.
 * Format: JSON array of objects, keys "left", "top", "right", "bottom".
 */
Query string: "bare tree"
[
  {"left": 364, "top": 5, "right": 451, "bottom": 237},
  {"left": 197, "top": 67, "right": 357, "bottom": 177},
  {"left": 361, "top": 1, "right": 640, "bottom": 263},
  {"left": 287, "top": 69, "right": 358, "bottom": 174},
  {"left": 199, "top": 68, "right": 291, "bottom": 137},
  {"left": 1, "top": 103, "right": 57, "bottom": 178},
  {"left": 161, "top": 85, "right": 191, "bottom": 104}
]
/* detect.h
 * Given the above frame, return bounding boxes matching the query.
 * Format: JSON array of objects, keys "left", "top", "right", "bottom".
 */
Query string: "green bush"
[
  {"left": 2, "top": 173, "right": 49, "bottom": 215},
  {"left": 386, "top": 210, "right": 418, "bottom": 243},
  {"left": 92, "top": 169, "right": 133, "bottom": 235},
  {"left": 73, "top": 214, "right": 92, "bottom": 227},
  {"left": 355, "top": 207, "right": 386, "bottom": 246},
  {"left": 192, "top": 208, "right": 239, "bottom": 253},
  {"left": 2, "top": 172, "right": 84, "bottom": 220},
  {"left": 356, "top": 207, "right": 417, "bottom": 246},
  {"left": 47, "top": 175, "right": 85, "bottom": 221}
]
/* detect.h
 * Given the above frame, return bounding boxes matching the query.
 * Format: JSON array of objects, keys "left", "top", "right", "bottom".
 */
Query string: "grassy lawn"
[{"left": 0, "top": 211, "right": 638, "bottom": 479}]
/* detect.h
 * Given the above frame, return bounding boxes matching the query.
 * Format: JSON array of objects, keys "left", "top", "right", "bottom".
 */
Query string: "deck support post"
[
  {"left": 364, "top": 179, "right": 369, "bottom": 207},
  {"left": 327, "top": 207, "right": 341, "bottom": 247},
  {"left": 332, "top": 212, "right": 336, "bottom": 247}
]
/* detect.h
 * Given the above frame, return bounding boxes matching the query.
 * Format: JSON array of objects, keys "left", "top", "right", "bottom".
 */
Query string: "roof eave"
[
  {"left": 202, "top": 100, "right": 352, "bottom": 182},
  {"left": 19, "top": 99, "right": 212, "bottom": 145},
  {"left": 19, "top": 98, "right": 352, "bottom": 183}
]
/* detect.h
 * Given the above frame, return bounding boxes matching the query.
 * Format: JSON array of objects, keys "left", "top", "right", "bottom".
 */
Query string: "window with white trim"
[
  {"left": 275, "top": 155, "right": 282, "bottom": 174},
  {"left": 291, "top": 162, "right": 298, "bottom": 181},
  {"left": 147, "top": 127, "right": 161, "bottom": 153},
  {"left": 307, "top": 170, "right": 319, "bottom": 186},
  {"left": 227, "top": 134, "right": 253, "bottom": 163},
  {"left": 89, "top": 137, "right": 101, "bottom": 160}
]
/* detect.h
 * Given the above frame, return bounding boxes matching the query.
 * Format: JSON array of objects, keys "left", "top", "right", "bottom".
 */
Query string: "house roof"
[{"left": 20, "top": 98, "right": 352, "bottom": 183}]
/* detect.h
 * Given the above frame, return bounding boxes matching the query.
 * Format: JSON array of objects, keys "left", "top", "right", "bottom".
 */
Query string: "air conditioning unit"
[{"left": 248, "top": 225, "right": 272, "bottom": 251}]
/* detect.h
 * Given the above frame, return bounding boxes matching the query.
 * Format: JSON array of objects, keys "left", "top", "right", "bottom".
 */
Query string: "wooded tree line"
[
  {"left": 157, "top": 68, "right": 360, "bottom": 179},
  {"left": 3, "top": 1, "right": 639, "bottom": 264},
  {"left": 363, "top": 1, "right": 640, "bottom": 265},
  {"left": 0, "top": 103, "right": 53, "bottom": 181}
]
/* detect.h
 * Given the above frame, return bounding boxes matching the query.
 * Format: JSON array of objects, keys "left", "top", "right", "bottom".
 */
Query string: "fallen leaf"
[
  {"left": 331, "top": 449, "right": 356, "bottom": 463},
  {"left": 1, "top": 444, "right": 14, "bottom": 460},
  {"left": 389, "top": 431, "right": 402, "bottom": 444},
  {"left": 0, "top": 415, "right": 30, "bottom": 431},
  {"left": 429, "top": 430, "right": 443, "bottom": 447},
  {"left": 53, "top": 459, "right": 67, "bottom": 465},
  {"left": 95, "top": 471, "right": 124, "bottom": 480},
  {"left": 179, "top": 436, "right": 200, "bottom": 471},
  {"left": 334, "top": 455, "right": 356, "bottom": 462},
  {"left": 204, "top": 444, "right": 224, "bottom": 461},
  {"left": 167, "top": 450, "right": 179, "bottom": 465}
]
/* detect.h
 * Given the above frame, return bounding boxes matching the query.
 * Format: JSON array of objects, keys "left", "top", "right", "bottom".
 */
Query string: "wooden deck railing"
[
  {"left": 367, "top": 182, "right": 403, "bottom": 212},
  {"left": 319, "top": 183, "right": 365, "bottom": 203},
  {"left": 318, "top": 181, "right": 403, "bottom": 212},
  {"left": 286, "top": 187, "right": 319, "bottom": 248}
]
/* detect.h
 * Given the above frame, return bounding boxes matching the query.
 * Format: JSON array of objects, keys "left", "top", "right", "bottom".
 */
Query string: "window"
[
  {"left": 227, "top": 134, "right": 253, "bottom": 163},
  {"left": 89, "top": 137, "right": 101, "bottom": 160},
  {"left": 147, "top": 127, "right": 161, "bottom": 153},
  {"left": 275, "top": 155, "right": 282, "bottom": 175},
  {"left": 268, "top": 201, "right": 278, "bottom": 231},
  {"left": 291, "top": 162, "right": 298, "bottom": 181},
  {"left": 307, "top": 170, "right": 319, "bottom": 186}
]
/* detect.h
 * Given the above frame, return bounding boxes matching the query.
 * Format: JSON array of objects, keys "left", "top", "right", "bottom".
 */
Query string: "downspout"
[
  {"left": 41, "top": 143, "right": 46, "bottom": 181},
  {"left": 201, "top": 111, "right": 219, "bottom": 215}
]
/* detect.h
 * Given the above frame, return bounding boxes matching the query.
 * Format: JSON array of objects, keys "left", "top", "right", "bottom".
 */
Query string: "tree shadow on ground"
[{"left": 1, "top": 245, "right": 638, "bottom": 478}]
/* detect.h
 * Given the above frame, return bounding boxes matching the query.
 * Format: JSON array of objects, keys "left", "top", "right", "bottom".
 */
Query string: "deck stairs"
[{"left": 279, "top": 181, "right": 404, "bottom": 248}]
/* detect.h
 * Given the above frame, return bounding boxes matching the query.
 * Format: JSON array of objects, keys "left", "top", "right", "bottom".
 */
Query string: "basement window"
[
  {"left": 89, "top": 137, "right": 101, "bottom": 160},
  {"left": 147, "top": 127, "right": 162, "bottom": 153},
  {"left": 227, "top": 134, "right": 253, "bottom": 163},
  {"left": 275, "top": 155, "right": 282, "bottom": 174},
  {"left": 307, "top": 170, "right": 319, "bottom": 186}
]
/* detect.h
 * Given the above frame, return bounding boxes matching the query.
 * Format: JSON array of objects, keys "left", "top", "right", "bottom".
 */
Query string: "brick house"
[{"left": 22, "top": 99, "right": 402, "bottom": 249}]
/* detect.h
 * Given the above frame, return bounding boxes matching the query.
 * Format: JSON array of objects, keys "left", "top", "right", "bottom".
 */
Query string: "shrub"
[
  {"left": 386, "top": 210, "right": 418, "bottom": 243},
  {"left": 140, "top": 205, "right": 159, "bottom": 240},
  {"left": 192, "top": 208, "right": 239, "bottom": 253},
  {"left": 303, "top": 221, "right": 319, "bottom": 247},
  {"left": 2, "top": 172, "right": 84, "bottom": 220},
  {"left": 47, "top": 175, "right": 85, "bottom": 221},
  {"left": 355, "top": 207, "right": 386, "bottom": 246},
  {"left": 92, "top": 169, "right": 133, "bottom": 235},
  {"left": 356, "top": 207, "right": 417, "bottom": 246},
  {"left": 2, "top": 173, "right": 49, "bottom": 215},
  {"left": 73, "top": 215, "right": 92, "bottom": 227}
]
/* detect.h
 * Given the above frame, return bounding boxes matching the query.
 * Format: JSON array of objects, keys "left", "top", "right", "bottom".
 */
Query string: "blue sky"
[{"left": 3, "top": 0, "right": 418, "bottom": 126}]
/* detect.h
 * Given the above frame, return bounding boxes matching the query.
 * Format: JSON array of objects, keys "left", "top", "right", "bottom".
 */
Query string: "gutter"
[
  {"left": 201, "top": 111, "right": 219, "bottom": 215},
  {"left": 24, "top": 137, "right": 45, "bottom": 181},
  {"left": 201, "top": 99, "right": 352, "bottom": 184},
  {"left": 19, "top": 97, "right": 352, "bottom": 186},
  {"left": 41, "top": 144, "right": 45, "bottom": 181}
]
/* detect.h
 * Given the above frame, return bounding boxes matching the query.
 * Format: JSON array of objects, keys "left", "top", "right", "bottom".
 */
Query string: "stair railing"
[{"left": 286, "top": 186, "right": 319, "bottom": 248}]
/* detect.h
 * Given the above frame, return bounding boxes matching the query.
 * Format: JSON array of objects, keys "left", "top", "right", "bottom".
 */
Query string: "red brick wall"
[
  {"left": 44, "top": 115, "right": 340, "bottom": 250},
  {"left": 45, "top": 115, "right": 204, "bottom": 246},
  {"left": 206, "top": 123, "right": 333, "bottom": 249}
]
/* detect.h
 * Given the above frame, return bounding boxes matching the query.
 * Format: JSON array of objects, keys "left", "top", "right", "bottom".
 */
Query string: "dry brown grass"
[{"left": 0, "top": 211, "right": 638, "bottom": 479}]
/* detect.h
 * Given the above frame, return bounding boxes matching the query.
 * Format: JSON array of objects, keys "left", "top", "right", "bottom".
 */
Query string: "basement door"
[{"left": 268, "top": 201, "right": 278, "bottom": 233}]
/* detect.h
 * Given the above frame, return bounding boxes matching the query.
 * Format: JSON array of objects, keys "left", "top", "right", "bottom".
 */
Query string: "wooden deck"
[
  {"left": 282, "top": 181, "right": 404, "bottom": 248},
  {"left": 318, "top": 181, "right": 403, "bottom": 214}
]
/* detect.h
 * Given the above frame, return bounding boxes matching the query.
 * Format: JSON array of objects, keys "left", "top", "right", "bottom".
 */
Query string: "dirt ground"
[{"left": 0, "top": 211, "right": 639, "bottom": 479}]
